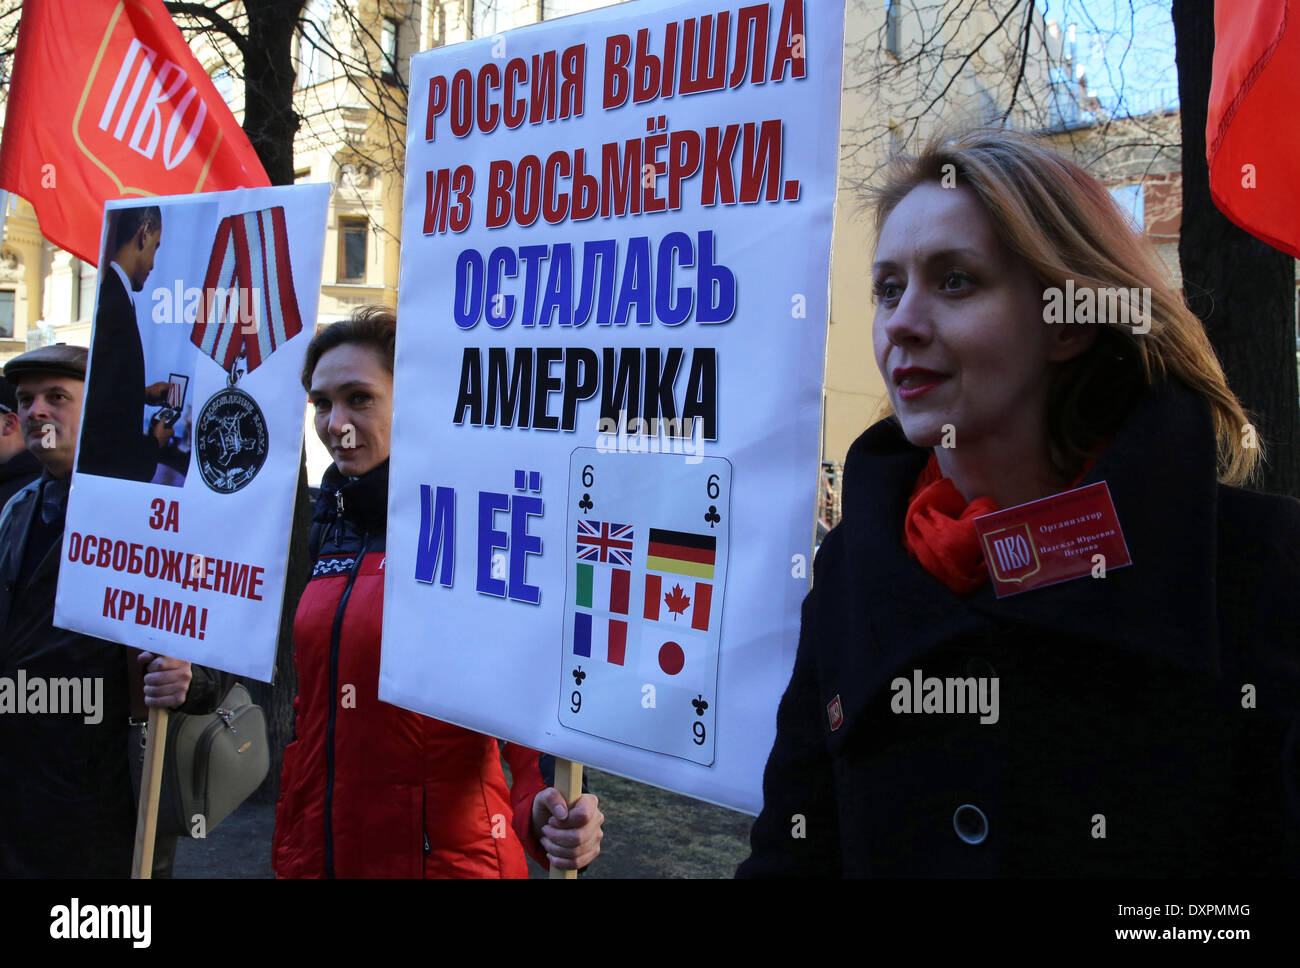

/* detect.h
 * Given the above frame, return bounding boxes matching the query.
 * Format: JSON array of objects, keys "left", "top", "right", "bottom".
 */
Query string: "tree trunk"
[
  {"left": 238, "top": 1, "right": 311, "bottom": 802},
  {"left": 1174, "top": 0, "right": 1299, "bottom": 498},
  {"left": 241, "top": 0, "right": 307, "bottom": 186},
  {"left": 247, "top": 451, "right": 310, "bottom": 804}
]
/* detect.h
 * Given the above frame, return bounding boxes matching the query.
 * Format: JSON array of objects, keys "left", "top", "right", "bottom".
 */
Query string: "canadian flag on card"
[
  {"left": 644, "top": 575, "right": 714, "bottom": 631},
  {"left": 643, "top": 527, "right": 715, "bottom": 631}
]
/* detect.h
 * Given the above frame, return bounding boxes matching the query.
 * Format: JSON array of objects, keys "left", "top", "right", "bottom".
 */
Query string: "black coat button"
[{"left": 954, "top": 804, "right": 989, "bottom": 844}]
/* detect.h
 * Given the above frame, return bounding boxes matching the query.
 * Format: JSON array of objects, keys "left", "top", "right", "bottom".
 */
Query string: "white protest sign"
[
  {"left": 54, "top": 184, "right": 330, "bottom": 682},
  {"left": 382, "top": 0, "right": 843, "bottom": 812}
]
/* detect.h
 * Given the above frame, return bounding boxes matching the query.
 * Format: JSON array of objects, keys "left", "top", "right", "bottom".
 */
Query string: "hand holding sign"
[
  {"left": 136, "top": 651, "right": 192, "bottom": 708},
  {"left": 530, "top": 788, "right": 604, "bottom": 871}
]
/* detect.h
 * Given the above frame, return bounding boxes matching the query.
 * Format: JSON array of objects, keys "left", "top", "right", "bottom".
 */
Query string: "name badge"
[{"left": 973, "top": 482, "right": 1131, "bottom": 598}]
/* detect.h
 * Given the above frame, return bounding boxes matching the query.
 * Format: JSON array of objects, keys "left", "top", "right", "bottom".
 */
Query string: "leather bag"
[{"left": 130, "top": 682, "right": 270, "bottom": 838}]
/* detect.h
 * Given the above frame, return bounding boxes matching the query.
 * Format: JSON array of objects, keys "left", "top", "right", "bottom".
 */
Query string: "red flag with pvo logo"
[
  {"left": 1207, "top": 0, "right": 1300, "bottom": 259},
  {"left": 0, "top": 0, "right": 269, "bottom": 265}
]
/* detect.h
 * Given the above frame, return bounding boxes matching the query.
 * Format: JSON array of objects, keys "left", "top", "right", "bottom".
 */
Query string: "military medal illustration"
[
  {"left": 195, "top": 356, "right": 269, "bottom": 493},
  {"left": 189, "top": 206, "right": 302, "bottom": 494}
]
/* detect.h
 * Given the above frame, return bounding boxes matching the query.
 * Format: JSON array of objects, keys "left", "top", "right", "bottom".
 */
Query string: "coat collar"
[
  {"left": 840, "top": 380, "right": 1221, "bottom": 691},
  {"left": 314, "top": 458, "right": 389, "bottom": 534},
  {"left": 0, "top": 448, "right": 40, "bottom": 485}
]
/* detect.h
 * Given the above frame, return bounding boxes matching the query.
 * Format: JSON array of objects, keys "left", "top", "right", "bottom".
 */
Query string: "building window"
[
  {"left": 885, "top": 0, "right": 900, "bottom": 56},
  {"left": 78, "top": 260, "right": 97, "bottom": 321},
  {"left": 474, "top": 0, "right": 529, "bottom": 37},
  {"left": 338, "top": 217, "right": 367, "bottom": 283},
  {"left": 297, "top": 0, "right": 333, "bottom": 88},
  {"left": 381, "top": 18, "right": 400, "bottom": 83},
  {"left": 0, "top": 290, "right": 13, "bottom": 339},
  {"left": 211, "top": 67, "right": 235, "bottom": 105}
]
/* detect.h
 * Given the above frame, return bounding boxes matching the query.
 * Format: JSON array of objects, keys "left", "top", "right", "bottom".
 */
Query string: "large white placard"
[
  {"left": 54, "top": 184, "right": 330, "bottom": 682},
  {"left": 383, "top": 0, "right": 843, "bottom": 812}
]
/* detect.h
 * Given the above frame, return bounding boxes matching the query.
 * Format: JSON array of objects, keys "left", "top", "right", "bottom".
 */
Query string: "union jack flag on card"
[{"left": 576, "top": 519, "right": 634, "bottom": 565}]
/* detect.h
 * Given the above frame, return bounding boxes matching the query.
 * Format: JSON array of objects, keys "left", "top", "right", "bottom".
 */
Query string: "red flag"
[
  {"left": 1207, "top": 0, "right": 1300, "bottom": 259},
  {"left": 0, "top": 0, "right": 269, "bottom": 265}
]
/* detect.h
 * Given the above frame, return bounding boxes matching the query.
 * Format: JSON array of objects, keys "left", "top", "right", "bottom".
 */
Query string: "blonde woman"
[{"left": 738, "top": 129, "right": 1300, "bottom": 877}]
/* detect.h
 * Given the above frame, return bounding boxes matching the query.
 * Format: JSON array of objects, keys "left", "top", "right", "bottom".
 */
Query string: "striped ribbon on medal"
[{"left": 190, "top": 206, "right": 303, "bottom": 374}]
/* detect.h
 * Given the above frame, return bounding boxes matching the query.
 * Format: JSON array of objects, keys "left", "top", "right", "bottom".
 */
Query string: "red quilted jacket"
[{"left": 272, "top": 462, "right": 550, "bottom": 878}]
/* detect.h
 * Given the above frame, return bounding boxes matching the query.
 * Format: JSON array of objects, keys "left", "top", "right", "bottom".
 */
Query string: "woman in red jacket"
[{"left": 273, "top": 306, "right": 604, "bottom": 877}]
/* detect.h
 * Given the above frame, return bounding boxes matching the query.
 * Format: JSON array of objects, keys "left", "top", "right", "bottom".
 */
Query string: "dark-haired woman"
[
  {"left": 273, "top": 306, "right": 604, "bottom": 877},
  {"left": 738, "top": 129, "right": 1300, "bottom": 877}
]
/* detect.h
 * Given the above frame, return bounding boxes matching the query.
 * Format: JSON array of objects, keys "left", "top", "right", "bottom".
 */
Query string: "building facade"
[{"left": 4, "top": 1, "right": 1247, "bottom": 506}]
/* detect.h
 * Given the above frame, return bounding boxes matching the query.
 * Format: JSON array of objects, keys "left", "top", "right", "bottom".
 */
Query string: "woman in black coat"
[{"left": 738, "top": 129, "right": 1300, "bottom": 877}]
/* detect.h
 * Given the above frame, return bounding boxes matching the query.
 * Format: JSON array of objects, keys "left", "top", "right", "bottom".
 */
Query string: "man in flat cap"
[
  {"left": 0, "top": 344, "right": 218, "bottom": 877},
  {"left": 0, "top": 374, "right": 40, "bottom": 509}
]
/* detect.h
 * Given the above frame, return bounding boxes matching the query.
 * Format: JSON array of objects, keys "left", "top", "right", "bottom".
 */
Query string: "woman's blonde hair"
[{"left": 868, "top": 127, "right": 1259, "bottom": 485}]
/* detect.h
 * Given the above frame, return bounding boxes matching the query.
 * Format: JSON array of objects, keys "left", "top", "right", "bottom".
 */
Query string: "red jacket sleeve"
[{"left": 503, "top": 742, "right": 551, "bottom": 870}]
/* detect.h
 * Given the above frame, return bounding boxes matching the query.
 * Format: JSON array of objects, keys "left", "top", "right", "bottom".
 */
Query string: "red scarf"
[
  {"left": 903, "top": 453, "right": 1098, "bottom": 594},
  {"left": 903, "top": 455, "right": 999, "bottom": 595}
]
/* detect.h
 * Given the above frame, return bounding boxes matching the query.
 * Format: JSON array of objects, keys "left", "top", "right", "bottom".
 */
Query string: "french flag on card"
[{"left": 572, "top": 613, "right": 628, "bottom": 665}]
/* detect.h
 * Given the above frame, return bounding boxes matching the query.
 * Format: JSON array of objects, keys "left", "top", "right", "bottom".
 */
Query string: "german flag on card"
[{"left": 646, "top": 528, "right": 716, "bottom": 579}]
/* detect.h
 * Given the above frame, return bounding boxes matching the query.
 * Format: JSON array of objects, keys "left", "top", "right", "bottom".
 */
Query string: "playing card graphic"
[{"left": 560, "top": 448, "right": 731, "bottom": 765}]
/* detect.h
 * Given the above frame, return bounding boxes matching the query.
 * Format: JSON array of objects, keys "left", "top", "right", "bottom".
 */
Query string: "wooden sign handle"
[
  {"left": 130, "top": 705, "right": 169, "bottom": 879},
  {"left": 548, "top": 758, "right": 583, "bottom": 880}
]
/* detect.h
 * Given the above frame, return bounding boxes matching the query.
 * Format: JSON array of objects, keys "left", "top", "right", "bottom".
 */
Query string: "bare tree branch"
[{"left": 165, "top": 1, "right": 248, "bottom": 55}]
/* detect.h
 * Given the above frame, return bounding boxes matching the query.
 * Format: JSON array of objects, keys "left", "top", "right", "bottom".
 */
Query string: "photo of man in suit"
[{"left": 77, "top": 205, "right": 190, "bottom": 484}]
